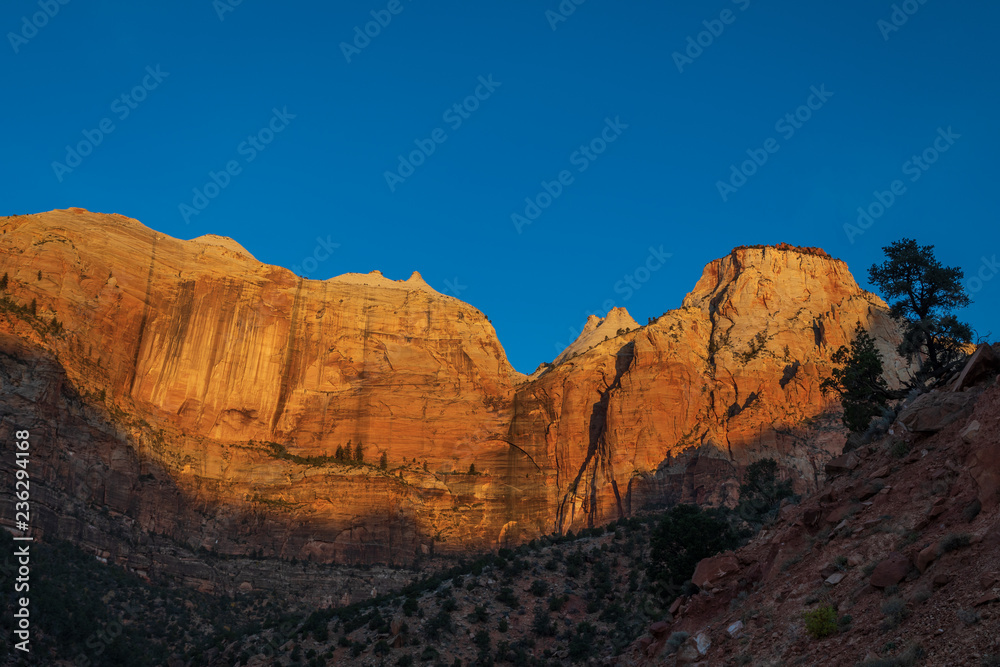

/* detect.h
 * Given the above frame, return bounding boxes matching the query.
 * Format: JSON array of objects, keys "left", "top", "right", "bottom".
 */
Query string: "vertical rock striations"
[{"left": 0, "top": 210, "right": 909, "bottom": 564}]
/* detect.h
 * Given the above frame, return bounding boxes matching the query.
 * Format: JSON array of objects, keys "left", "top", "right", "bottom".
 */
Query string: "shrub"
[
  {"left": 532, "top": 607, "right": 555, "bottom": 637},
  {"left": 881, "top": 598, "right": 908, "bottom": 629},
  {"left": 803, "top": 605, "right": 837, "bottom": 639},
  {"left": 889, "top": 440, "right": 910, "bottom": 459},
  {"left": 859, "top": 643, "right": 925, "bottom": 667},
  {"left": 666, "top": 631, "right": 689, "bottom": 653},
  {"left": 402, "top": 597, "right": 419, "bottom": 617},
  {"left": 957, "top": 609, "right": 980, "bottom": 626},
  {"left": 529, "top": 579, "right": 548, "bottom": 597},
  {"left": 568, "top": 622, "right": 597, "bottom": 662},
  {"left": 467, "top": 605, "right": 488, "bottom": 624},
  {"left": 963, "top": 499, "right": 982, "bottom": 523},
  {"left": 496, "top": 587, "right": 518, "bottom": 608},
  {"left": 547, "top": 595, "right": 567, "bottom": 612},
  {"left": 937, "top": 533, "right": 971, "bottom": 555}
]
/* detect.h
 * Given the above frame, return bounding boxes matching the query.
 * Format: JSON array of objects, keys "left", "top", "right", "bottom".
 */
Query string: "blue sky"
[{"left": 2, "top": 0, "right": 997, "bottom": 372}]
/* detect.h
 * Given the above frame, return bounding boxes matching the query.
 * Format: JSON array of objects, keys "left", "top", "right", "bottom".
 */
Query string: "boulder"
[
  {"left": 803, "top": 508, "right": 824, "bottom": 527},
  {"left": 675, "top": 640, "right": 700, "bottom": 664},
  {"left": 825, "top": 572, "right": 845, "bottom": 585},
  {"left": 695, "top": 632, "right": 711, "bottom": 655},
  {"left": 961, "top": 421, "right": 981, "bottom": 444},
  {"left": 692, "top": 553, "right": 739, "bottom": 590},
  {"left": 952, "top": 344, "right": 1000, "bottom": 391},
  {"left": 870, "top": 552, "right": 911, "bottom": 588},
  {"left": 916, "top": 545, "right": 937, "bottom": 573},
  {"left": 727, "top": 620, "right": 744, "bottom": 637},
  {"left": 649, "top": 621, "right": 670, "bottom": 637},
  {"left": 898, "top": 391, "right": 976, "bottom": 433},
  {"left": 825, "top": 452, "right": 859, "bottom": 476},
  {"left": 967, "top": 429, "right": 1000, "bottom": 509}
]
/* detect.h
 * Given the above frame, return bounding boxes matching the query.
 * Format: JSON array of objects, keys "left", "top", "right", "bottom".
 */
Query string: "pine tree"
[
  {"left": 468, "top": 463, "right": 477, "bottom": 475},
  {"left": 379, "top": 452, "right": 388, "bottom": 470},
  {"left": 0, "top": 273, "right": 8, "bottom": 290},
  {"left": 335, "top": 445, "right": 345, "bottom": 461},
  {"left": 821, "top": 322, "right": 892, "bottom": 434},
  {"left": 354, "top": 442, "right": 363, "bottom": 463},
  {"left": 868, "top": 238, "right": 972, "bottom": 378}
]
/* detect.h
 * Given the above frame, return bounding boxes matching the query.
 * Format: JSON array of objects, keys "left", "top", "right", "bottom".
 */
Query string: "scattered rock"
[
  {"left": 826, "top": 452, "right": 859, "bottom": 476},
  {"left": 960, "top": 421, "right": 981, "bottom": 444},
  {"left": 675, "top": 641, "right": 700, "bottom": 664},
  {"left": 727, "top": 620, "right": 744, "bottom": 637},
  {"left": 695, "top": 632, "right": 711, "bottom": 655},
  {"left": 692, "top": 553, "right": 739, "bottom": 590},
  {"left": 951, "top": 343, "right": 1000, "bottom": 391},
  {"left": 669, "top": 597, "right": 684, "bottom": 615},
  {"left": 649, "top": 621, "right": 670, "bottom": 637},
  {"left": 917, "top": 545, "right": 937, "bottom": 573},
  {"left": 871, "top": 465, "right": 891, "bottom": 479},
  {"left": 870, "top": 552, "right": 911, "bottom": 588},
  {"left": 933, "top": 573, "right": 952, "bottom": 587},
  {"left": 898, "top": 391, "right": 976, "bottom": 433},
  {"left": 825, "top": 572, "right": 845, "bottom": 585},
  {"left": 974, "top": 592, "right": 999, "bottom": 607},
  {"left": 803, "top": 508, "right": 823, "bottom": 527}
]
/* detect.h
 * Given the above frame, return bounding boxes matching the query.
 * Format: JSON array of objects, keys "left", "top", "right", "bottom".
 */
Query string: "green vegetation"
[
  {"left": 821, "top": 322, "right": 892, "bottom": 435},
  {"left": 736, "top": 458, "right": 793, "bottom": 527},
  {"left": 803, "top": 605, "right": 838, "bottom": 639},
  {"left": 647, "top": 504, "right": 740, "bottom": 600}
]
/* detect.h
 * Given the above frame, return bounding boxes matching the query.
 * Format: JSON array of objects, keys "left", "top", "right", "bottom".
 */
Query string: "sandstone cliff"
[{"left": 0, "top": 209, "right": 910, "bottom": 566}]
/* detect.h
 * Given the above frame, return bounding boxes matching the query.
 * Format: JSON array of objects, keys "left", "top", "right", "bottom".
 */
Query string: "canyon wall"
[{"left": 0, "top": 210, "right": 909, "bottom": 566}]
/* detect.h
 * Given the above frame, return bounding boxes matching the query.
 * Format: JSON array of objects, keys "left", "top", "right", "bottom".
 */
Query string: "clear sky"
[{"left": 2, "top": 0, "right": 997, "bottom": 373}]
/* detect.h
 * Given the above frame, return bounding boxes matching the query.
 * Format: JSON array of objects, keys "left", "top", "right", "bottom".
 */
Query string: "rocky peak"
[{"left": 554, "top": 306, "right": 640, "bottom": 364}]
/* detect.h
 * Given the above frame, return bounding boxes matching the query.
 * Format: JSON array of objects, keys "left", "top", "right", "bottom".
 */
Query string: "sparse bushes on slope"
[{"left": 803, "top": 605, "right": 837, "bottom": 639}]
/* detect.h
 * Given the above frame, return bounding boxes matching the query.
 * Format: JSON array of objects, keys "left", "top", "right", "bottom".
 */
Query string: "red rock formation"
[{"left": 0, "top": 210, "right": 912, "bottom": 564}]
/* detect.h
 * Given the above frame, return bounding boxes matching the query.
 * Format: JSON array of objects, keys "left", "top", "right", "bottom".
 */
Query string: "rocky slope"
[
  {"left": 0, "top": 209, "right": 910, "bottom": 569},
  {"left": 626, "top": 345, "right": 1000, "bottom": 666}
]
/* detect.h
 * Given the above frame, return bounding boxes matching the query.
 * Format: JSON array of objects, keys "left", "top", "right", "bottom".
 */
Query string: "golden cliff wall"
[{"left": 0, "top": 210, "right": 909, "bottom": 564}]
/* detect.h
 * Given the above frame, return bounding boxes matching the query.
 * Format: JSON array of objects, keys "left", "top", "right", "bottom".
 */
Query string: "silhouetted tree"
[
  {"left": 736, "top": 458, "right": 793, "bottom": 526},
  {"left": 869, "top": 238, "right": 972, "bottom": 378},
  {"left": 354, "top": 442, "right": 363, "bottom": 463},
  {"left": 468, "top": 463, "right": 476, "bottom": 475},
  {"left": 0, "top": 273, "right": 8, "bottom": 290},
  {"left": 379, "top": 452, "right": 388, "bottom": 470},
  {"left": 821, "top": 322, "right": 893, "bottom": 433},
  {"left": 335, "top": 445, "right": 345, "bottom": 461},
  {"left": 647, "top": 504, "right": 739, "bottom": 600}
]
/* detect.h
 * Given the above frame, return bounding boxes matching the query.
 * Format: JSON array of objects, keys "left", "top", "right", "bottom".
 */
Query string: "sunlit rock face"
[{"left": 0, "top": 211, "right": 908, "bottom": 563}]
